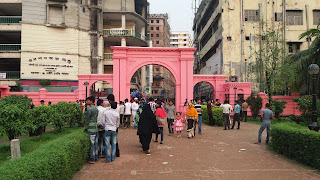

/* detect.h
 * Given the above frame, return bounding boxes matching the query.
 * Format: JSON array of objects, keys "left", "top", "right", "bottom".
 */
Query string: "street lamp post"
[
  {"left": 234, "top": 87, "right": 237, "bottom": 104},
  {"left": 84, "top": 81, "right": 89, "bottom": 99},
  {"left": 308, "top": 64, "right": 319, "bottom": 132}
]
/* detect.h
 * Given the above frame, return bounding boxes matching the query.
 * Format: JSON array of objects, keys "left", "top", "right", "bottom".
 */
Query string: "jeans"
[
  {"left": 124, "top": 115, "right": 131, "bottom": 127},
  {"left": 232, "top": 113, "right": 240, "bottom": 129},
  {"left": 241, "top": 111, "right": 248, "bottom": 122},
  {"left": 208, "top": 114, "right": 214, "bottom": 126},
  {"left": 258, "top": 122, "right": 271, "bottom": 143},
  {"left": 98, "top": 130, "right": 105, "bottom": 156},
  {"left": 87, "top": 132, "right": 98, "bottom": 162},
  {"left": 167, "top": 118, "right": 174, "bottom": 134},
  {"left": 223, "top": 113, "right": 230, "bottom": 129},
  {"left": 104, "top": 130, "right": 117, "bottom": 162},
  {"left": 156, "top": 127, "right": 164, "bottom": 142},
  {"left": 120, "top": 114, "right": 123, "bottom": 125},
  {"left": 198, "top": 115, "right": 202, "bottom": 134}
]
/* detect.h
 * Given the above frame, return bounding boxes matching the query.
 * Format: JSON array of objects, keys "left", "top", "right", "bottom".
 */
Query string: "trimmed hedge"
[
  {"left": 270, "top": 122, "right": 320, "bottom": 170},
  {"left": 0, "top": 129, "right": 89, "bottom": 180},
  {"left": 201, "top": 105, "right": 224, "bottom": 126}
]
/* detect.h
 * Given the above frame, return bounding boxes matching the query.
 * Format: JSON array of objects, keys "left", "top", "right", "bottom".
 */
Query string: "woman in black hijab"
[{"left": 138, "top": 104, "right": 159, "bottom": 154}]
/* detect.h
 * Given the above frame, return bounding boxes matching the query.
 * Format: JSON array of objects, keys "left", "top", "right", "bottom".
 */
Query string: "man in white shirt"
[
  {"left": 96, "top": 99, "right": 106, "bottom": 158},
  {"left": 123, "top": 99, "right": 132, "bottom": 128},
  {"left": 119, "top": 101, "right": 124, "bottom": 125},
  {"left": 220, "top": 100, "right": 233, "bottom": 130},
  {"left": 148, "top": 97, "right": 156, "bottom": 113},
  {"left": 131, "top": 98, "right": 140, "bottom": 122},
  {"left": 102, "top": 102, "right": 120, "bottom": 162}
]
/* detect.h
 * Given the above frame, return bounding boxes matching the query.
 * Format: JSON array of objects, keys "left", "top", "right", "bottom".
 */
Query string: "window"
[
  {"left": 156, "top": 20, "right": 159, "bottom": 23},
  {"left": 286, "top": 10, "right": 303, "bottom": 25},
  {"left": 156, "top": 68, "right": 160, "bottom": 71},
  {"left": 184, "top": 44, "right": 187, "bottom": 46},
  {"left": 184, "top": 39, "right": 186, "bottom": 41},
  {"left": 313, "top": 10, "right": 320, "bottom": 25},
  {"left": 288, "top": 42, "right": 301, "bottom": 54},
  {"left": 156, "top": 27, "right": 159, "bottom": 30},
  {"left": 151, "top": 34, "right": 153, "bottom": 37},
  {"left": 151, "top": 20, "right": 154, "bottom": 23},
  {"left": 156, "top": 41, "right": 159, "bottom": 44},
  {"left": 47, "top": 4, "right": 66, "bottom": 25},
  {"left": 151, "top": 27, "right": 154, "bottom": 30},
  {"left": 156, "top": 34, "right": 159, "bottom": 37},
  {"left": 227, "top": 36, "right": 232, "bottom": 41},
  {"left": 184, "top": 34, "right": 187, "bottom": 36},
  {"left": 244, "top": 10, "right": 260, "bottom": 21},
  {"left": 275, "top": 13, "right": 283, "bottom": 22},
  {"left": 245, "top": 36, "right": 250, "bottom": 40}
]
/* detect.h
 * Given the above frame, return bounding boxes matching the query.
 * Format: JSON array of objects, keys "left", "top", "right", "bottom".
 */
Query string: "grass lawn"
[
  {"left": 0, "top": 127, "right": 82, "bottom": 166},
  {"left": 246, "top": 118, "right": 308, "bottom": 129}
]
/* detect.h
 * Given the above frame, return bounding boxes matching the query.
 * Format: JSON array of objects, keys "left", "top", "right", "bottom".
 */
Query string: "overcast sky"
[{"left": 148, "top": 0, "right": 198, "bottom": 35}]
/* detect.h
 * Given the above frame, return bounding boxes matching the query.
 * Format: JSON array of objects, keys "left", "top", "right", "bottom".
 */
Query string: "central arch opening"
[{"left": 129, "top": 64, "right": 176, "bottom": 103}]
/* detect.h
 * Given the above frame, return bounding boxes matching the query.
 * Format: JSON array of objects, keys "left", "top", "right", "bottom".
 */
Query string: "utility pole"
[
  {"left": 259, "top": 3, "right": 263, "bottom": 92},
  {"left": 240, "top": 0, "right": 244, "bottom": 82}
]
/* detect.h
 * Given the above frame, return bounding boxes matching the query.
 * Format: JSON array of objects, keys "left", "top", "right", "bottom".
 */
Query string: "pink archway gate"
[{"left": 77, "top": 46, "right": 253, "bottom": 111}]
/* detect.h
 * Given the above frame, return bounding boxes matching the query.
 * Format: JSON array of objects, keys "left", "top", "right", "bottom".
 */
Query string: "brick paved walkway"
[{"left": 74, "top": 123, "right": 320, "bottom": 180}]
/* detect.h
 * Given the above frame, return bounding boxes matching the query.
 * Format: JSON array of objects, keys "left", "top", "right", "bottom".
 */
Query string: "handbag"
[{"left": 157, "top": 116, "right": 166, "bottom": 126}]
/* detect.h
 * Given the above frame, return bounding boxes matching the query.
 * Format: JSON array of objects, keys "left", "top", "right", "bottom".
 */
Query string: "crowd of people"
[{"left": 82, "top": 94, "right": 273, "bottom": 164}]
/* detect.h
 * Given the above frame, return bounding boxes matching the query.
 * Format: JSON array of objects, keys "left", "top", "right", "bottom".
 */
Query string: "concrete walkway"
[{"left": 74, "top": 123, "right": 320, "bottom": 180}]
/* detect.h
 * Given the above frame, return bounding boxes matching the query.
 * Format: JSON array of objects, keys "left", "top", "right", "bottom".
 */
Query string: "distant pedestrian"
[
  {"left": 148, "top": 97, "right": 156, "bottom": 113},
  {"left": 194, "top": 98, "right": 203, "bottom": 135},
  {"left": 207, "top": 99, "right": 214, "bottom": 126},
  {"left": 107, "top": 94, "right": 120, "bottom": 157},
  {"left": 138, "top": 104, "right": 160, "bottom": 154},
  {"left": 123, "top": 99, "right": 132, "bottom": 128},
  {"left": 84, "top": 96, "right": 99, "bottom": 164},
  {"left": 119, "top": 101, "right": 124, "bottom": 125},
  {"left": 102, "top": 102, "right": 120, "bottom": 162},
  {"left": 174, "top": 112, "right": 184, "bottom": 137},
  {"left": 241, "top": 100, "right": 248, "bottom": 122},
  {"left": 165, "top": 99, "right": 176, "bottom": 136},
  {"left": 232, "top": 100, "right": 241, "bottom": 129},
  {"left": 186, "top": 103, "right": 198, "bottom": 138},
  {"left": 132, "top": 98, "right": 140, "bottom": 121},
  {"left": 215, "top": 99, "right": 221, "bottom": 107},
  {"left": 220, "top": 100, "right": 233, "bottom": 130},
  {"left": 256, "top": 103, "right": 274, "bottom": 145},
  {"left": 154, "top": 101, "right": 166, "bottom": 144},
  {"left": 40, "top": 100, "right": 45, "bottom": 105}
]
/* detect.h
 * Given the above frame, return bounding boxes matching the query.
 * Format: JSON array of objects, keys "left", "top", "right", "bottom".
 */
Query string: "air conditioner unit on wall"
[{"left": 230, "top": 76, "right": 238, "bottom": 82}]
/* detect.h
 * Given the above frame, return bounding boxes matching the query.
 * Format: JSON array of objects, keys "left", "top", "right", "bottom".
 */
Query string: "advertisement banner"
[
  {"left": 206, "top": 49, "right": 221, "bottom": 75},
  {"left": 0, "top": 73, "right": 6, "bottom": 79}
]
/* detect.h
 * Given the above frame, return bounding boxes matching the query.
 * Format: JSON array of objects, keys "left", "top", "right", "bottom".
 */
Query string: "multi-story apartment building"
[
  {"left": 149, "top": 13, "right": 175, "bottom": 100},
  {"left": 149, "top": 14, "right": 170, "bottom": 47},
  {"left": 0, "top": 0, "right": 153, "bottom": 94},
  {"left": 170, "top": 31, "right": 193, "bottom": 48},
  {"left": 193, "top": 0, "right": 320, "bottom": 91},
  {"left": 0, "top": 0, "right": 102, "bottom": 91},
  {"left": 103, "top": 0, "right": 152, "bottom": 93}
]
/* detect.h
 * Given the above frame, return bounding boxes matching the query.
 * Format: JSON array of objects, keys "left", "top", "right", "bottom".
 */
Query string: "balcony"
[
  {"left": 0, "top": 44, "right": 21, "bottom": 51},
  {"left": 153, "top": 75, "right": 164, "bottom": 80},
  {"left": 104, "top": 53, "right": 113, "bottom": 60},
  {"left": 0, "top": 16, "right": 21, "bottom": 24},
  {"left": 103, "top": 29, "right": 148, "bottom": 47},
  {"left": 0, "top": 16, "right": 22, "bottom": 31},
  {"left": 0, "top": 71, "right": 20, "bottom": 79}
]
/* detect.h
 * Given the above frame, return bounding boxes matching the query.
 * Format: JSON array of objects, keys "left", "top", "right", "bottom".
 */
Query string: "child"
[{"left": 174, "top": 112, "right": 184, "bottom": 137}]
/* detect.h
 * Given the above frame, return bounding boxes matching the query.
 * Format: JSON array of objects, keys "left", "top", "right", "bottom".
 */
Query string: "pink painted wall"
[
  {"left": 0, "top": 84, "right": 78, "bottom": 105},
  {"left": 257, "top": 92, "right": 301, "bottom": 116}
]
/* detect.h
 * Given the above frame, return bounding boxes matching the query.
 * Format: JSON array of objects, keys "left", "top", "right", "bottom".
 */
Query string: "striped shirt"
[{"left": 194, "top": 104, "right": 202, "bottom": 115}]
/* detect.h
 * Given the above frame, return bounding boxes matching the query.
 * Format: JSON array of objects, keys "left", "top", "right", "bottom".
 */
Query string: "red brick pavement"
[{"left": 73, "top": 123, "right": 320, "bottom": 180}]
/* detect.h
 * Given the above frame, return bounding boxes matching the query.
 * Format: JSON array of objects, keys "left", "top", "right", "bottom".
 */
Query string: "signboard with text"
[{"left": 0, "top": 73, "right": 6, "bottom": 79}]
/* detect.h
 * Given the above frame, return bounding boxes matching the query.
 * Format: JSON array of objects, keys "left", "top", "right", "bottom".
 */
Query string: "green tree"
[
  {"left": 26, "top": 105, "right": 51, "bottom": 139},
  {"left": 246, "top": 94, "right": 263, "bottom": 119},
  {"left": 254, "top": 23, "right": 294, "bottom": 103},
  {"left": 291, "top": 23, "right": 320, "bottom": 95},
  {"left": 0, "top": 95, "right": 32, "bottom": 140}
]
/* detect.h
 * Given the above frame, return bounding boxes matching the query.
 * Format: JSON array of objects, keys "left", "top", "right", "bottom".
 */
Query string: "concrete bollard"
[{"left": 10, "top": 139, "right": 21, "bottom": 160}]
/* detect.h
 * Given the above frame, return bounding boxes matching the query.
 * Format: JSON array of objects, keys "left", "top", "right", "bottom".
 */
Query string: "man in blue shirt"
[
  {"left": 256, "top": 103, "right": 274, "bottom": 144},
  {"left": 231, "top": 100, "right": 241, "bottom": 129}
]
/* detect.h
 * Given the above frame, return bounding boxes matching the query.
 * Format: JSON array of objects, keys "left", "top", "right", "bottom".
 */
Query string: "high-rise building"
[
  {"left": 0, "top": 0, "right": 102, "bottom": 91},
  {"left": 149, "top": 13, "right": 170, "bottom": 47},
  {"left": 0, "top": 0, "right": 153, "bottom": 94},
  {"left": 170, "top": 31, "right": 193, "bottom": 48},
  {"left": 149, "top": 13, "right": 175, "bottom": 99},
  {"left": 193, "top": 0, "right": 320, "bottom": 90}
]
